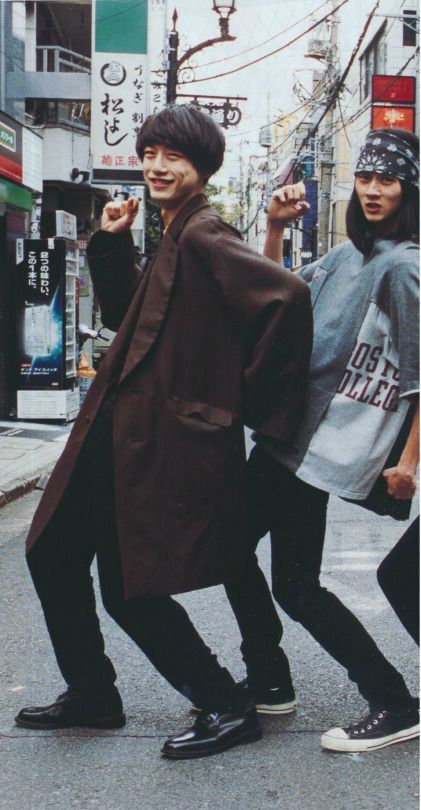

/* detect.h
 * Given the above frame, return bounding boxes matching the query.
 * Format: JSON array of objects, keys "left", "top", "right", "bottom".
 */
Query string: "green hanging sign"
[{"left": 95, "top": 0, "right": 148, "bottom": 54}]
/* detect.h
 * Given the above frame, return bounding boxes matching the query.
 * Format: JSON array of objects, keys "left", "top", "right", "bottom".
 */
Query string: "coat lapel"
[{"left": 118, "top": 194, "right": 210, "bottom": 384}]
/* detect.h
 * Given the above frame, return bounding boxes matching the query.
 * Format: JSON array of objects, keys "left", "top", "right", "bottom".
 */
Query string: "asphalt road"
[{"left": 0, "top": 489, "right": 419, "bottom": 810}]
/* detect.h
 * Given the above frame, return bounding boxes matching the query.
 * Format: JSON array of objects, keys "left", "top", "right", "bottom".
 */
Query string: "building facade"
[
  {"left": 0, "top": 1, "right": 168, "bottom": 420},
  {"left": 244, "top": 0, "right": 419, "bottom": 270}
]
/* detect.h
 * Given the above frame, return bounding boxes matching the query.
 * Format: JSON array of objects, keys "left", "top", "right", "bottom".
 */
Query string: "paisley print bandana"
[{"left": 355, "top": 130, "right": 419, "bottom": 188}]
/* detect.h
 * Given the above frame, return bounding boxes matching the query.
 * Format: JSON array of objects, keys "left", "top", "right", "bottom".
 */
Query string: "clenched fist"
[
  {"left": 101, "top": 197, "right": 140, "bottom": 233},
  {"left": 267, "top": 182, "right": 310, "bottom": 229}
]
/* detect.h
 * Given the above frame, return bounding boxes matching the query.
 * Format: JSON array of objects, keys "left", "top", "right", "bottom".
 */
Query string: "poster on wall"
[{"left": 16, "top": 240, "right": 64, "bottom": 389}]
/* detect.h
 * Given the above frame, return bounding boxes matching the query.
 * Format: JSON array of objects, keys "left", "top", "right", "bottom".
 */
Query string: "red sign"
[
  {"left": 0, "top": 112, "right": 22, "bottom": 184},
  {"left": 371, "top": 105, "right": 415, "bottom": 132},
  {"left": 372, "top": 75, "right": 416, "bottom": 104}
]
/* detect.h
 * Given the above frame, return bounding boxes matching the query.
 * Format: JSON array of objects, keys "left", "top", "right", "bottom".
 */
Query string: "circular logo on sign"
[{"left": 100, "top": 62, "right": 127, "bottom": 86}]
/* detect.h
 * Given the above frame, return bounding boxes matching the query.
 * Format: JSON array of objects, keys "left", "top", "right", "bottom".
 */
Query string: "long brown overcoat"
[{"left": 26, "top": 194, "right": 312, "bottom": 599}]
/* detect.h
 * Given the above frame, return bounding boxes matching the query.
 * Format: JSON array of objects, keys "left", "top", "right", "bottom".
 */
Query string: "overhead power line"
[
  {"left": 179, "top": 0, "right": 350, "bottom": 85},
  {"left": 330, "top": 47, "right": 419, "bottom": 139},
  {"left": 192, "top": 0, "right": 332, "bottom": 69},
  {"left": 296, "top": 0, "right": 381, "bottom": 155}
]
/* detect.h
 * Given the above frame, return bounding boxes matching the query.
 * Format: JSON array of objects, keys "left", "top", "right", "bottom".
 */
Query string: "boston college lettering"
[{"left": 337, "top": 341, "right": 400, "bottom": 412}]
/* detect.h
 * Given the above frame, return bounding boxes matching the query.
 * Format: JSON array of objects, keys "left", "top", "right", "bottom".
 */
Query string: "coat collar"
[
  {"left": 118, "top": 194, "right": 210, "bottom": 385},
  {"left": 166, "top": 193, "right": 211, "bottom": 243}
]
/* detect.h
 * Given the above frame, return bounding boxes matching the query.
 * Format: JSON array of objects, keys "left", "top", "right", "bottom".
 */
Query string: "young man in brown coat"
[{"left": 15, "top": 106, "right": 312, "bottom": 759}]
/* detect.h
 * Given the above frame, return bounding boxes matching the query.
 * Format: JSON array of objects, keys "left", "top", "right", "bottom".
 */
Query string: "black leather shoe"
[
  {"left": 161, "top": 708, "right": 262, "bottom": 759},
  {"left": 15, "top": 688, "right": 126, "bottom": 730}
]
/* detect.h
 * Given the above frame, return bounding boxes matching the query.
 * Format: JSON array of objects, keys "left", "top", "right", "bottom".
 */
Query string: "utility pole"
[
  {"left": 166, "top": 10, "right": 179, "bottom": 105},
  {"left": 317, "top": 2, "right": 338, "bottom": 257},
  {"left": 238, "top": 141, "right": 245, "bottom": 233}
]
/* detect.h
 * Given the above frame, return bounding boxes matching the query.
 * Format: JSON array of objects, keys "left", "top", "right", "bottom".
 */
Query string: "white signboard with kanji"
[{"left": 91, "top": 53, "right": 147, "bottom": 183}]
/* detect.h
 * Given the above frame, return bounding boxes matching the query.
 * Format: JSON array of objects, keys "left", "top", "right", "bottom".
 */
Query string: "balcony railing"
[{"left": 36, "top": 46, "right": 91, "bottom": 74}]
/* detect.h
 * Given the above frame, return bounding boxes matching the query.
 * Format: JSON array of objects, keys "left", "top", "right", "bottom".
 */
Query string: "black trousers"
[
  {"left": 377, "top": 517, "right": 419, "bottom": 646},
  {"left": 27, "top": 402, "right": 245, "bottom": 714},
  {"left": 225, "top": 445, "right": 415, "bottom": 712}
]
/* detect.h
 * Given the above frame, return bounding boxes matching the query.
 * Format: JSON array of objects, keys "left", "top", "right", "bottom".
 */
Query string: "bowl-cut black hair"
[{"left": 136, "top": 104, "right": 225, "bottom": 180}]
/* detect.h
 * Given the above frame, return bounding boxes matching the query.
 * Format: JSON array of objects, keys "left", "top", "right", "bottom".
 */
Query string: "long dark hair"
[{"left": 346, "top": 128, "right": 419, "bottom": 256}]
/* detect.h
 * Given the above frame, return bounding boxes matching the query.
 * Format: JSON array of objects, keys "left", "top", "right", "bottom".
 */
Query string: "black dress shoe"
[
  {"left": 15, "top": 688, "right": 126, "bottom": 730},
  {"left": 161, "top": 708, "right": 262, "bottom": 759}
]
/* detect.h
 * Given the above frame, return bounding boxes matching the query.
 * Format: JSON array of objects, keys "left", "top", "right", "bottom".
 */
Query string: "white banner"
[{"left": 91, "top": 53, "right": 147, "bottom": 183}]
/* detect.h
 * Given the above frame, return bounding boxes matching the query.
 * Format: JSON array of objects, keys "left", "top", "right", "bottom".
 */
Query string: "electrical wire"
[
  {"left": 295, "top": 0, "right": 381, "bottom": 156},
  {"left": 190, "top": 0, "right": 333, "bottom": 69},
  {"left": 332, "top": 48, "right": 419, "bottom": 136},
  {"left": 179, "top": 0, "right": 349, "bottom": 85},
  {"left": 239, "top": 6, "right": 418, "bottom": 229}
]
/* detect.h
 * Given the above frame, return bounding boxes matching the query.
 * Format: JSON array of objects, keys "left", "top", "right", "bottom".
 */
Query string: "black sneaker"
[
  {"left": 240, "top": 679, "right": 297, "bottom": 715},
  {"left": 190, "top": 678, "right": 296, "bottom": 716},
  {"left": 321, "top": 707, "right": 419, "bottom": 752}
]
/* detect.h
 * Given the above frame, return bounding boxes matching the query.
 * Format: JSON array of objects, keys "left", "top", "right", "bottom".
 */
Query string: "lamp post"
[{"left": 166, "top": 2, "right": 237, "bottom": 105}]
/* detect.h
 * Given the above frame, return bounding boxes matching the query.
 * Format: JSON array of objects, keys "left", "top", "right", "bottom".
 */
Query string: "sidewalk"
[{"left": 0, "top": 420, "right": 70, "bottom": 508}]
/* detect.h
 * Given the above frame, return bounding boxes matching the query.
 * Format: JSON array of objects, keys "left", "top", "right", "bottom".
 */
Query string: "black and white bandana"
[{"left": 355, "top": 130, "right": 419, "bottom": 188}]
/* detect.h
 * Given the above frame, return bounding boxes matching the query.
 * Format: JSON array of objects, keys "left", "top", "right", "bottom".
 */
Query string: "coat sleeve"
[
  {"left": 181, "top": 217, "right": 313, "bottom": 441},
  {"left": 87, "top": 230, "right": 145, "bottom": 332}
]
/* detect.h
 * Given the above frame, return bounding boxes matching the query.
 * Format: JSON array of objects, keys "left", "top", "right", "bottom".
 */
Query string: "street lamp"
[
  {"left": 166, "top": 3, "right": 237, "bottom": 104},
  {"left": 213, "top": 1, "right": 237, "bottom": 37}
]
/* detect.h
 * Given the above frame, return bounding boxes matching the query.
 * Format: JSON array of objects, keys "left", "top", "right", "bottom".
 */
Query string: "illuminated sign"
[
  {"left": 373, "top": 75, "right": 416, "bottom": 104},
  {"left": 371, "top": 105, "right": 415, "bottom": 132}
]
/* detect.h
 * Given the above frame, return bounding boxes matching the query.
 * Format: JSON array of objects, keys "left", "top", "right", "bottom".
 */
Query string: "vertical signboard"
[
  {"left": 22, "top": 127, "right": 43, "bottom": 193},
  {"left": 16, "top": 239, "right": 81, "bottom": 421},
  {"left": 92, "top": 0, "right": 148, "bottom": 183},
  {"left": 148, "top": 0, "right": 168, "bottom": 116},
  {"left": 16, "top": 239, "right": 64, "bottom": 388}
]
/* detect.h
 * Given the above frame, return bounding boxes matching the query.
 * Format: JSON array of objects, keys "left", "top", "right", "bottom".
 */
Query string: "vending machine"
[{"left": 15, "top": 237, "right": 80, "bottom": 422}]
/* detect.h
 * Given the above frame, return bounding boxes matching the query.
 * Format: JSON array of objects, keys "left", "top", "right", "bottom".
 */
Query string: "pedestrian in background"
[
  {"left": 225, "top": 127, "right": 419, "bottom": 753},
  {"left": 15, "top": 105, "right": 312, "bottom": 760}
]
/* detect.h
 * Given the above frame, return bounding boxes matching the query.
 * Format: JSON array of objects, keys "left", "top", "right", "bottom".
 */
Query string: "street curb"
[{"left": 0, "top": 467, "right": 52, "bottom": 509}]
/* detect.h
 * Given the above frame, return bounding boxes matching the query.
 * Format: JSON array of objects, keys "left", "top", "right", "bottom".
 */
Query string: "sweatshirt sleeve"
[{"left": 385, "top": 247, "right": 419, "bottom": 398}]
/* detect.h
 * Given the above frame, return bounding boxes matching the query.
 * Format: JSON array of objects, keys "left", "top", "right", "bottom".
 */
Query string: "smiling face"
[
  {"left": 141, "top": 144, "right": 206, "bottom": 226},
  {"left": 354, "top": 171, "right": 403, "bottom": 235}
]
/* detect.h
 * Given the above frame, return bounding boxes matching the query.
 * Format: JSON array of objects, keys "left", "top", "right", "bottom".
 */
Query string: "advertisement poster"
[{"left": 16, "top": 239, "right": 64, "bottom": 388}]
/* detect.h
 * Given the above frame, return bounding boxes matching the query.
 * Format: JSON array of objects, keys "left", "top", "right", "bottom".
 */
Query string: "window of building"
[
  {"left": 403, "top": 9, "right": 417, "bottom": 47},
  {"left": 359, "top": 25, "right": 387, "bottom": 102}
]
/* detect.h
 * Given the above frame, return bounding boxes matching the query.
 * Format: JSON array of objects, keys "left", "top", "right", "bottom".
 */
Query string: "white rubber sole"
[
  {"left": 321, "top": 722, "right": 419, "bottom": 752},
  {"left": 191, "top": 700, "right": 297, "bottom": 716},
  {"left": 255, "top": 699, "right": 297, "bottom": 715}
]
